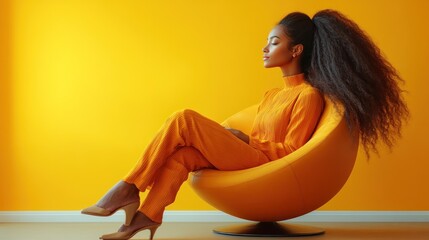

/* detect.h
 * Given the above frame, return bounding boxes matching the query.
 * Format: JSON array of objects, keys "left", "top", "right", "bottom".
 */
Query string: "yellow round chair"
[{"left": 189, "top": 98, "right": 359, "bottom": 237}]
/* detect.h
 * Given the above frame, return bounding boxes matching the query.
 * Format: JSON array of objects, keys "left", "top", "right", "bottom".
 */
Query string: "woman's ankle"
[{"left": 120, "top": 181, "right": 140, "bottom": 199}]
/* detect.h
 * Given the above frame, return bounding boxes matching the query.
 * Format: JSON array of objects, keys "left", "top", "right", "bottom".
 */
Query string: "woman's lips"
[{"left": 263, "top": 56, "right": 269, "bottom": 61}]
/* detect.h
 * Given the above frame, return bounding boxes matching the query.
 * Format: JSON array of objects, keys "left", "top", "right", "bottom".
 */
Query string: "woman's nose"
[{"left": 262, "top": 45, "right": 268, "bottom": 53}]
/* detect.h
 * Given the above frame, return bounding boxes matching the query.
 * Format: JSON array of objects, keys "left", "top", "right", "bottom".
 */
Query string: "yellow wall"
[{"left": 1, "top": 0, "right": 428, "bottom": 211}]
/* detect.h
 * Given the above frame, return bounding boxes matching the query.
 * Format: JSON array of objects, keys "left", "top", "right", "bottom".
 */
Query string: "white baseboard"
[{"left": 0, "top": 211, "right": 428, "bottom": 223}]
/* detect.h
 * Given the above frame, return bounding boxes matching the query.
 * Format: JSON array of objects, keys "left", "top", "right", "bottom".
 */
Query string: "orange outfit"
[
  {"left": 124, "top": 73, "right": 324, "bottom": 223},
  {"left": 250, "top": 73, "right": 325, "bottom": 160}
]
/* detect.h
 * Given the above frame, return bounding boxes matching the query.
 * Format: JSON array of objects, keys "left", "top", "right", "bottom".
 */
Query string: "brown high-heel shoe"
[
  {"left": 100, "top": 223, "right": 161, "bottom": 240},
  {"left": 81, "top": 202, "right": 140, "bottom": 226}
]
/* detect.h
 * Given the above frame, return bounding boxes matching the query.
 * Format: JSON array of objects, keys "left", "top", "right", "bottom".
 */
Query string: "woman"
[{"left": 81, "top": 9, "right": 408, "bottom": 240}]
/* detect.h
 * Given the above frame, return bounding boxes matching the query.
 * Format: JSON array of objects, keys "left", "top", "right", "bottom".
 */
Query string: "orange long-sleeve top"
[{"left": 249, "top": 73, "right": 325, "bottom": 161}]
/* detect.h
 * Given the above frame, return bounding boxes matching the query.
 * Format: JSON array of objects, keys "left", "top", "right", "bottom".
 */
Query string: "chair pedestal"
[{"left": 213, "top": 222, "right": 325, "bottom": 237}]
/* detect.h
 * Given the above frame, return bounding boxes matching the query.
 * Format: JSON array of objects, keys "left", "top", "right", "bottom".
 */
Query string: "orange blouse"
[{"left": 249, "top": 73, "right": 325, "bottom": 160}]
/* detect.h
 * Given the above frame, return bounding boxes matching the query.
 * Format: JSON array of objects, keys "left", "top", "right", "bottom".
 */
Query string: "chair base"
[{"left": 213, "top": 222, "right": 325, "bottom": 237}]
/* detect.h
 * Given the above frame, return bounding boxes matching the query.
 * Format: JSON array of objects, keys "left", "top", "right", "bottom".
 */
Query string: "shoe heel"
[
  {"left": 149, "top": 225, "right": 160, "bottom": 240},
  {"left": 122, "top": 202, "right": 139, "bottom": 226}
]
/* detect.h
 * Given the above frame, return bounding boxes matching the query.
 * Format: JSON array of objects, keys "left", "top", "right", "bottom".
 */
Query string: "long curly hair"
[{"left": 278, "top": 10, "right": 409, "bottom": 156}]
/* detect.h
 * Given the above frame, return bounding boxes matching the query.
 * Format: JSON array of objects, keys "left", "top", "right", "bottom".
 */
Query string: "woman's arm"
[{"left": 249, "top": 89, "right": 324, "bottom": 160}]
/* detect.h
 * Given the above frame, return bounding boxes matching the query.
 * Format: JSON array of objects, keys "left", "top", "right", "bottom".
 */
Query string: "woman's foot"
[
  {"left": 81, "top": 181, "right": 141, "bottom": 225},
  {"left": 100, "top": 212, "right": 161, "bottom": 240},
  {"left": 95, "top": 181, "right": 140, "bottom": 212}
]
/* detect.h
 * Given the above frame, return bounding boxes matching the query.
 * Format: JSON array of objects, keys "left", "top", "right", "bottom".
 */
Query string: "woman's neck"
[{"left": 280, "top": 60, "right": 302, "bottom": 77}]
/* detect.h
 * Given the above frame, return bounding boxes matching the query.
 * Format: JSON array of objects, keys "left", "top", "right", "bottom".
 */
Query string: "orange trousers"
[{"left": 124, "top": 109, "right": 269, "bottom": 223}]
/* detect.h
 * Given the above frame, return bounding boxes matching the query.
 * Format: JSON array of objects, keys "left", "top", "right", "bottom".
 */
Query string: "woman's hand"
[{"left": 224, "top": 127, "right": 250, "bottom": 144}]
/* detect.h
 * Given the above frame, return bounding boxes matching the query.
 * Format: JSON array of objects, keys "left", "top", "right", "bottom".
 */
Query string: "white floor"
[{"left": 1, "top": 222, "right": 429, "bottom": 240}]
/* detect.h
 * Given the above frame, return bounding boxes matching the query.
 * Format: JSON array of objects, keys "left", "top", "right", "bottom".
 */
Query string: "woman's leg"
[
  {"left": 91, "top": 109, "right": 269, "bottom": 236},
  {"left": 124, "top": 109, "right": 269, "bottom": 192},
  {"left": 140, "top": 147, "right": 213, "bottom": 223},
  {"left": 100, "top": 147, "right": 212, "bottom": 240}
]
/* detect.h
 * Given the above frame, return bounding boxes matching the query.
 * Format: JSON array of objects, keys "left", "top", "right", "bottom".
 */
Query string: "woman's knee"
[
  {"left": 177, "top": 109, "right": 200, "bottom": 119},
  {"left": 168, "top": 109, "right": 200, "bottom": 124}
]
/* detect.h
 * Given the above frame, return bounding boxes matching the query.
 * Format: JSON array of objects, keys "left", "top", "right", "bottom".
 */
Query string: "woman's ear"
[{"left": 292, "top": 44, "right": 304, "bottom": 57}]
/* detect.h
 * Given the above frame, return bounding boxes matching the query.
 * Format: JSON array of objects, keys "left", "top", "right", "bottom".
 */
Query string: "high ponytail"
[{"left": 278, "top": 9, "right": 409, "bottom": 157}]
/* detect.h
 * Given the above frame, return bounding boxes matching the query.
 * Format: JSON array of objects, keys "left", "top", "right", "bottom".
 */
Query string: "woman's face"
[{"left": 262, "top": 25, "right": 295, "bottom": 69}]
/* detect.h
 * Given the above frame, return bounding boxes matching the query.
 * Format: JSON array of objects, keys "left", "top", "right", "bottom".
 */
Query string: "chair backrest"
[
  {"left": 284, "top": 98, "right": 359, "bottom": 213},
  {"left": 190, "top": 98, "right": 359, "bottom": 221},
  {"left": 221, "top": 105, "right": 258, "bottom": 135}
]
